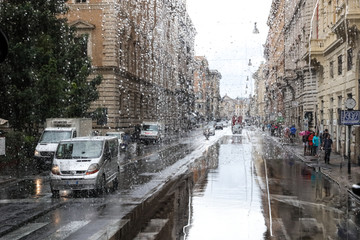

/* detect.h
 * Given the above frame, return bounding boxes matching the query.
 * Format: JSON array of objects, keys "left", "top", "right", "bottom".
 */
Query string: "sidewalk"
[{"left": 268, "top": 132, "right": 360, "bottom": 200}]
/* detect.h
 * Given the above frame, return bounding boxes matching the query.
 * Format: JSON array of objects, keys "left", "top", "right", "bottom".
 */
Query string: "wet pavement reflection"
[
  {"left": 184, "top": 129, "right": 360, "bottom": 239},
  {"left": 184, "top": 134, "right": 267, "bottom": 239}
]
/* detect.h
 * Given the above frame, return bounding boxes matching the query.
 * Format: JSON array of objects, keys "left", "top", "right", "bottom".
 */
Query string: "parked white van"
[{"left": 50, "top": 136, "right": 120, "bottom": 196}]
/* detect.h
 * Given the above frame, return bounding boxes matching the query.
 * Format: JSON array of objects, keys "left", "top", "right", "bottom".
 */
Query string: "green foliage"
[
  {"left": 0, "top": 0, "right": 102, "bottom": 133},
  {"left": 0, "top": 131, "right": 37, "bottom": 164}
]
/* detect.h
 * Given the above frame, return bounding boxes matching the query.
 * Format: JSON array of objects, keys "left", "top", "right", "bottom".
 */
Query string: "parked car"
[
  {"left": 232, "top": 124, "right": 242, "bottom": 134},
  {"left": 215, "top": 122, "right": 224, "bottom": 130},
  {"left": 50, "top": 136, "right": 120, "bottom": 196}
]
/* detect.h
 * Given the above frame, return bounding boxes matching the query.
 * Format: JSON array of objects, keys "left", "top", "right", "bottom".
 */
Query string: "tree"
[{"left": 0, "top": 0, "right": 102, "bottom": 133}]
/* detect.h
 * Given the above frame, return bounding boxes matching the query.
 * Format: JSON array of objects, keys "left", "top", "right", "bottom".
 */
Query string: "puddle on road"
[
  {"left": 184, "top": 135, "right": 267, "bottom": 240},
  {"left": 184, "top": 133, "right": 360, "bottom": 239}
]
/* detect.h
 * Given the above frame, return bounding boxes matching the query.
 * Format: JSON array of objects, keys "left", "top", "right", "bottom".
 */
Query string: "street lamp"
[{"left": 253, "top": 22, "right": 259, "bottom": 34}]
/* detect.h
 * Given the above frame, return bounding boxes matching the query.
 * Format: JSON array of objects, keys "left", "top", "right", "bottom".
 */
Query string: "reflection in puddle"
[{"left": 184, "top": 138, "right": 267, "bottom": 239}]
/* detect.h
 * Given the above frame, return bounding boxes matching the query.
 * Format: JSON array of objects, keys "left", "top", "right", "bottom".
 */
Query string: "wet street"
[
  {"left": 0, "top": 128, "right": 360, "bottom": 239},
  {"left": 184, "top": 134, "right": 267, "bottom": 239},
  {"left": 184, "top": 128, "right": 360, "bottom": 240}
]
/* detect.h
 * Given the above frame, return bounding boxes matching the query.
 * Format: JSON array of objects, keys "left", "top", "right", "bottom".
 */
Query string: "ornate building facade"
[
  {"left": 193, "top": 56, "right": 221, "bottom": 121},
  {"left": 64, "top": 0, "right": 196, "bottom": 134},
  {"left": 258, "top": 0, "right": 360, "bottom": 163}
]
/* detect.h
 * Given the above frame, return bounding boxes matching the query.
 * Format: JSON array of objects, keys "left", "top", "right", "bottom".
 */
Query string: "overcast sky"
[{"left": 186, "top": 0, "right": 272, "bottom": 99}]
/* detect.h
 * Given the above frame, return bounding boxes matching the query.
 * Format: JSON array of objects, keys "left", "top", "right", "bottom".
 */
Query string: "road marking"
[
  {"left": 0, "top": 223, "right": 49, "bottom": 240},
  {"left": 88, "top": 219, "right": 129, "bottom": 240},
  {"left": 0, "top": 195, "right": 54, "bottom": 204},
  {"left": 45, "top": 221, "right": 90, "bottom": 240},
  {"left": 263, "top": 155, "right": 273, "bottom": 237}
]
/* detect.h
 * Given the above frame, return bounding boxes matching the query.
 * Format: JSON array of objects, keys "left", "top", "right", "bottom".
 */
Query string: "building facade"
[
  {"left": 64, "top": 0, "right": 196, "bottom": 134},
  {"left": 253, "top": 63, "right": 266, "bottom": 124},
  {"left": 264, "top": 0, "right": 286, "bottom": 123},
  {"left": 259, "top": 0, "right": 360, "bottom": 163},
  {"left": 193, "top": 56, "right": 221, "bottom": 121},
  {"left": 309, "top": 0, "right": 360, "bottom": 161}
]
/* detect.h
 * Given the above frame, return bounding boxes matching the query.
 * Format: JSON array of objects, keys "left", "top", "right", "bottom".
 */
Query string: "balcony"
[{"left": 302, "top": 39, "right": 325, "bottom": 63}]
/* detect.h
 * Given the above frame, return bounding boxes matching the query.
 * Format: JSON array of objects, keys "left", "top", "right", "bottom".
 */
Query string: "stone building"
[
  {"left": 308, "top": 0, "right": 360, "bottom": 162},
  {"left": 261, "top": 0, "right": 360, "bottom": 163},
  {"left": 283, "top": 0, "right": 317, "bottom": 131},
  {"left": 262, "top": 0, "right": 319, "bottom": 129},
  {"left": 219, "top": 96, "right": 249, "bottom": 121},
  {"left": 219, "top": 94, "right": 236, "bottom": 120},
  {"left": 208, "top": 70, "right": 222, "bottom": 120},
  {"left": 64, "top": 0, "right": 196, "bottom": 134},
  {"left": 264, "top": 0, "right": 286, "bottom": 123},
  {"left": 193, "top": 56, "right": 221, "bottom": 121},
  {"left": 253, "top": 63, "right": 266, "bottom": 124}
]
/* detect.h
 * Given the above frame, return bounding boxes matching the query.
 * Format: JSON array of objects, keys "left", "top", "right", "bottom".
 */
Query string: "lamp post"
[{"left": 344, "top": 97, "right": 357, "bottom": 174}]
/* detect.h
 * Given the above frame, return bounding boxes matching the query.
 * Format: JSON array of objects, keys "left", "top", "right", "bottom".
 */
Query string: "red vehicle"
[{"left": 232, "top": 115, "right": 243, "bottom": 126}]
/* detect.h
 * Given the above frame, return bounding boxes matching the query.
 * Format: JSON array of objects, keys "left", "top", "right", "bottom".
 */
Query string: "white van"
[
  {"left": 50, "top": 136, "right": 120, "bottom": 196},
  {"left": 139, "top": 121, "right": 165, "bottom": 143}
]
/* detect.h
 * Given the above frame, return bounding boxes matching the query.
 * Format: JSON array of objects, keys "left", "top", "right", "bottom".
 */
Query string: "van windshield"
[
  {"left": 40, "top": 130, "right": 72, "bottom": 143},
  {"left": 143, "top": 125, "right": 158, "bottom": 131},
  {"left": 56, "top": 140, "right": 103, "bottom": 159}
]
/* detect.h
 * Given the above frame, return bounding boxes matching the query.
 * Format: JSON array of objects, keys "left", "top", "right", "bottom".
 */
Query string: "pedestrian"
[
  {"left": 321, "top": 129, "right": 329, "bottom": 147},
  {"left": 312, "top": 132, "right": 320, "bottom": 157},
  {"left": 308, "top": 131, "right": 314, "bottom": 156},
  {"left": 271, "top": 124, "right": 275, "bottom": 136},
  {"left": 322, "top": 134, "right": 333, "bottom": 164},
  {"left": 302, "top": 133, "right": 309, "bottom": 155},
  {"left": 290, "top": 125, "right": 296, "bottom": 143}
]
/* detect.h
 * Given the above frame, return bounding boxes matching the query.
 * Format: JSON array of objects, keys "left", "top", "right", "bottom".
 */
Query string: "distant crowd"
[{"left": 262, "top": 123, "right": 333, "bottom": 164}]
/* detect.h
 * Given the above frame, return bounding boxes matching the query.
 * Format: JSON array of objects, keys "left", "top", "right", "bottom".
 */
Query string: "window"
[
  {"left": 75, "top": 0, "right": 87, "bottom": 3},
  {"left": 74, "top": 35, "right": 88, "bottom": 57},
  {"left": 329, "top": 61, "right": 334, "bottom": 78},
  {"left": 338, "top": 55, "right": 342, "bottom": 75},
  {"left": 347, "top": 48, "right": 353, "bottom": 71}
]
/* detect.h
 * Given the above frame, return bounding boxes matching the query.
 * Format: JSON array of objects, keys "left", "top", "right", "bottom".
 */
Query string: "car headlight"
[
  {"left": 34, "top": 150, "right": 41, "bottom": 157},
  {"left": 86, "top": 163, "right": 100, "bottom": 175},
  {"left": 51, "top": 164, "right": 60, "bottom": 175}
]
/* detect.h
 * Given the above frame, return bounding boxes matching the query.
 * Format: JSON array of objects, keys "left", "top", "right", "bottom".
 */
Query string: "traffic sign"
[{"left": 340, "top": 110, "right": 360, "bottom": 125}]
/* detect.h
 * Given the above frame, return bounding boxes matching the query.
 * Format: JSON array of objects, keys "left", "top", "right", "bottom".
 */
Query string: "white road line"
[
  {"left": 263, "top": 156, "right": 273, "bottom": 237},
  {"left": 45, "top": 221, "right": 90, "bottom": 240},
  {"left": 88, "top": 219, "right": 129, "bottom": 240},
  {"left": 0, "top": 222, "right": 49, "bottom": 240}
]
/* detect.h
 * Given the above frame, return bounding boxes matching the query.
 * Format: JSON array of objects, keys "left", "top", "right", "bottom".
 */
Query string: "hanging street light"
[{"left": 253, "top": 22, "right": 259, "bottom": 34}]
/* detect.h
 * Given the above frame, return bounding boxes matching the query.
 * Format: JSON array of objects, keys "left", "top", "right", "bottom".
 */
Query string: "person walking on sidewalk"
[
  {"left": 308, "top": 131, "right": 314, "bottom": 156},
  {"left": 321, "top": 129, "right": 329, "bottom": 147},
  {"left": 290, "top": 125, "right": 296, "bottom": 143},
  {"left": 312, "top": 132, "right": 320, "bottom": 157},
  {"left": 303, "top": 132, "right": 309, "bottom": 155},
  {"left": 322, "top": 134, "right": 333, "bottom": 164}
]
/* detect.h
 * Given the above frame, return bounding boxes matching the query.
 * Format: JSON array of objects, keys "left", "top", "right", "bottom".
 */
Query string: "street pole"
[{"left": 348, "top": 124, "right": 351, "bottom": 174}]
